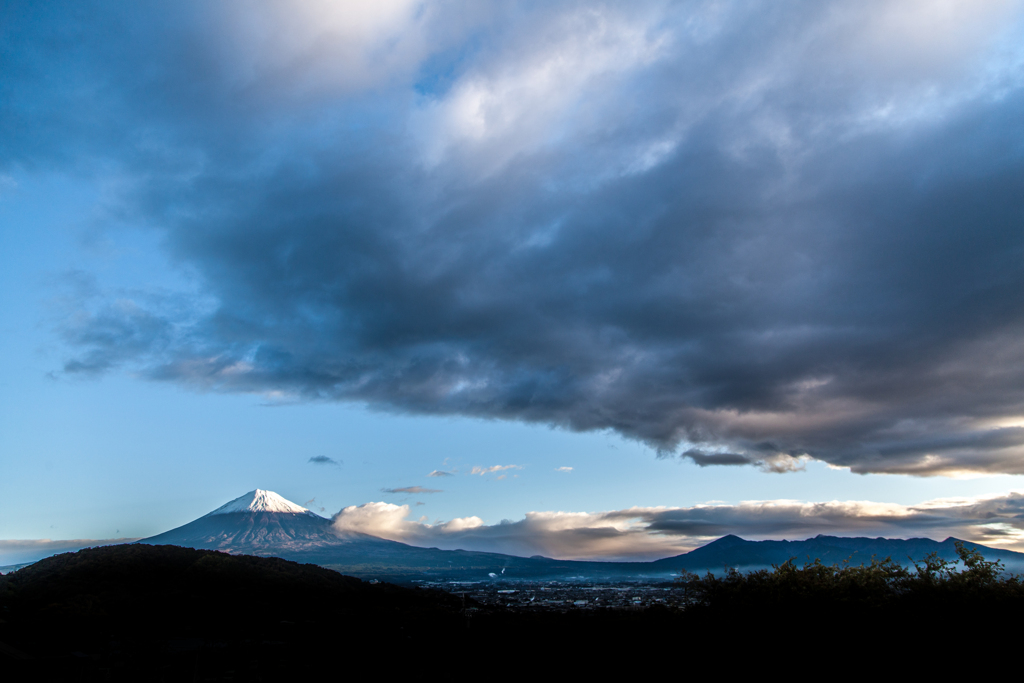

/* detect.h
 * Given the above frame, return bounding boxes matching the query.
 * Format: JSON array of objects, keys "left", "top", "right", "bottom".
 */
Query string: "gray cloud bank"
[
  {"left": 333, "top": 492, "right": 1024, "bottom": 561},
  {"left": 6, "top": 1, "right": 1024, "bottom": 474}
]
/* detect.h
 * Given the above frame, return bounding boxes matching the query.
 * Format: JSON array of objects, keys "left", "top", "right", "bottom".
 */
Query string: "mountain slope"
[{"left": 141, "top": 489, "right": 343, "bottom": 552}]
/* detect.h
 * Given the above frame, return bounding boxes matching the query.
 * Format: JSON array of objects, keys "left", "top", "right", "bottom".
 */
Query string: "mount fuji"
[
  {"left": 141, "top": 489, "right": 343, "bottom": 553},
  {"left": 139, "top": 489, "right": 610, "bottom": 581}
]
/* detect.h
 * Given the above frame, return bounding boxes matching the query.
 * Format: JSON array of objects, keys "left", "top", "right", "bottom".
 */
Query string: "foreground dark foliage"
[
  {"left": 1, "top": 543, "right": 1022, "bottom": 679},
  {"left": 676, "top": 541, "right": 1024, "bottom": 610}
]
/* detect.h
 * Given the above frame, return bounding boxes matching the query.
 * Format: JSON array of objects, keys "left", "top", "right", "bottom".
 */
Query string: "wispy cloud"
[
  {"left": 308, "top": 455, "right": 341, "bottom": 466},
  {"left": 381, "top": 486, "right": 442, "bottom": 495},
  {"left": 303, "top": 497, "right": 327, "bottom": 513},
  {"left": 427, "top": 470, "right": 455, "bottom": 477},
  {"left": 555, "top": 466, "right": 573, "bottom": 472},
  {"left": 470, "top": 465, "right": 521, "bottom": 476}
]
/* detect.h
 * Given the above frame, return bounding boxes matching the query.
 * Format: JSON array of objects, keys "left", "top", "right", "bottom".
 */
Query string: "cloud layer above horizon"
[
  {"left": 6, "top": 0, "right": 1024, "bottom": 474},
  {"left": 6, "top": 491, "right": 1024, "bottom": 566},
  {"left": 332, "top": 492, "right": 1024, "bottom": 560}
]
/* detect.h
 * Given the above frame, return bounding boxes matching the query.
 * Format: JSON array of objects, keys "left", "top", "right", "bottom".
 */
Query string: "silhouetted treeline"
[
  {"left": 2, "top": 543, "right": 1022, "bottom": 679},
  {"left": 676, "top": 541, "right": 1024, "bottom": 614}
]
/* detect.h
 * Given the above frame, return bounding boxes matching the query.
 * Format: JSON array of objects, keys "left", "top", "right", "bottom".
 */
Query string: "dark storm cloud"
[
  {"left": 683, "top": 450, "right": 753, "bottom": 468},
  {"left": 8, "top": 1, "right": 1024, "bottom": 474}
]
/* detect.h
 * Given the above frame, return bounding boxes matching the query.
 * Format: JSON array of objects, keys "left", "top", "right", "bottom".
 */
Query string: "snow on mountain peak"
[{"left": 205, "top": 489, "right": 311, "bottom": 516}]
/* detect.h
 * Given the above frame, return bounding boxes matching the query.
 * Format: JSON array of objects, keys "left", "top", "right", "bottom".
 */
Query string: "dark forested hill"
[
  {"left": 3, "top": 543, "right": 1023, "bottom": 678},
  {"left": 0, "top": 544, "right": 468, "bottom": 675}
]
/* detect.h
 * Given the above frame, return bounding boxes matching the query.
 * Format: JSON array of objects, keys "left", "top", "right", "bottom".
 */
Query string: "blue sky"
[{"left": 3, "top": 1, "right": 1024, "bottom": 563}]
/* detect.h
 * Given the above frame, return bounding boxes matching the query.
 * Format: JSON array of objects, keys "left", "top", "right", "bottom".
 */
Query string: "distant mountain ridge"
[
  {"left": 137, "top": 489, "right": 1024, "bottom": 581},
  {"left": 654, "top": 533, "right": 1024, "bottom": 574}
]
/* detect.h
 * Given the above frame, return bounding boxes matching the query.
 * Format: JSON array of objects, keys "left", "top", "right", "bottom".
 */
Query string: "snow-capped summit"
[
  {"left": 142, "top": 488, "right": 340, "bottom": 552},
  {"left": 205, "top": 489, "right": 313, "bottom": 516}
]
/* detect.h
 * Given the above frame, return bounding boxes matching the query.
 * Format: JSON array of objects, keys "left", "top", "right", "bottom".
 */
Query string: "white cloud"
[
  {"left": 221, "top": 0, "right": 437, "bottom": 94},
  {"left": 470, "top": 464, "right": 521, "bottom": 476},
  {"left": 412, "top": 5, "right": 671, "bottom": 173},
  {"left": 332, "top": 502, "right": 415, "bottom": 537}
]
